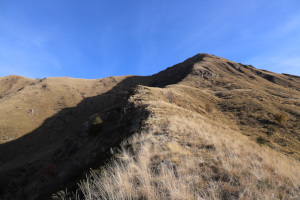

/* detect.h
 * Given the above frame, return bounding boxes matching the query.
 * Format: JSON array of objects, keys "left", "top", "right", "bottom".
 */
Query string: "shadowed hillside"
[
  {"left": 0, "top": 54, "right": 199, "bottom": 199},
  {"left": 0, "top": 53, "right": 299, "bottom": 199}
]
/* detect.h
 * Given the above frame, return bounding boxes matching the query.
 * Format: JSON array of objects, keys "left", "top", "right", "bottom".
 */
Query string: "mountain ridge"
[{"left": 0, "top": 53, "right": 299, "bottom": 199}]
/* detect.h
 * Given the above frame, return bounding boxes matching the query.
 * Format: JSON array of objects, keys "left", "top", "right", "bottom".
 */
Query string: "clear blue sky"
[{"left": 0, "top": 0, "right": 300, "bottom": 79}]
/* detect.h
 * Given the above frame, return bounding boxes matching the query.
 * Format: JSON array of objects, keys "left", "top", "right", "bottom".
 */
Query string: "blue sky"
[{"left": 0, "top": 0, "right": 300, "bottom": 79}]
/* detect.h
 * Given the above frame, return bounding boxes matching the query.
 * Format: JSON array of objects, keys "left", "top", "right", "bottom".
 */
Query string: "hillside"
[{"left": 0, "top": 53, "right": 299, "bottom": 199}]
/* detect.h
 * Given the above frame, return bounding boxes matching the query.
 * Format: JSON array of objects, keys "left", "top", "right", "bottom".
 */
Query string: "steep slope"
[
  {"left": 181, "top": 54, "right": 300, "bottom": 158},
  {"left": 0, "top": 53, "right": 299, "bottom": 199},
  {"left": 78, "top": 84, "right": 300, "bottom": 199},
  {"left": 0, "top": 55, "right": 196, "bottom": 199},
  {"left": 74, "top": 54, "right": 300, "bottom": 200},
  {"left": 76, "top": 54, "right": 300, "bottom": 199}
]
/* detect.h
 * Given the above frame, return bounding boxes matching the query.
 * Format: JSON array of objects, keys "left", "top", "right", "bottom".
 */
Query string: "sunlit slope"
[
  {"left": 79, "top": 84, "right": 300, "bottom": 199},
  {"left": 0, "top": 53, "right": 299, "bottom": 199},
  {"left": 0, "top": 75, "right": 127, "bottom": 143}
]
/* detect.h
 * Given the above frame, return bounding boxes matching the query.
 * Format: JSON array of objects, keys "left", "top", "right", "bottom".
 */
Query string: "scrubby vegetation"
[
  {"left": 273, "top": 113, "right": 287, "bottom": 125},
  {"left": 87, "top": 116, "right": 103, "bottom": 135},
  {"left": 256, "top": 136, "right": 267, "bottom": 145}
]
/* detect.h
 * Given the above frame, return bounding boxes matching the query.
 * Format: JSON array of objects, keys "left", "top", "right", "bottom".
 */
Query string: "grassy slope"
[
  {"left": 77, "top": 54, "right": 300, "bottom": 199},
  {"left": 0, "top": 54, "right": 299, "bottom": 199},
  {"left": 0, "top": 75, "right": 131, "bottom": 199},
  {"left": 0, "top": 54, "right": 194, "bottom": 199},
  {"left": 78, "top": 84, "right": 300, "bottom": 200},
  {"left": 0, "top": 75, "right": 127, "bottom": 143}
]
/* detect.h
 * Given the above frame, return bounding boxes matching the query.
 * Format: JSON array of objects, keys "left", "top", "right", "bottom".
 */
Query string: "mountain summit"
[{"left": 0, "top": 54, "right": 299, "bottom": 199}]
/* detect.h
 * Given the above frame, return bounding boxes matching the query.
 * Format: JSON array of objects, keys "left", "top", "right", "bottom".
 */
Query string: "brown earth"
[{"left": 0, "top": 53, "right": 299, "bottom": 199}]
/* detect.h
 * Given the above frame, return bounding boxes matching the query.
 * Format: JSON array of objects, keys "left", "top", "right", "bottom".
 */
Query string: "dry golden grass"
[
  {"left": 78, "top": 86, "right": 300, "bottom": 200},
  {"left": 0, "top": 76, "right": 127, "bottom": 143},
  {"left": 2, "top": 54, "right": 300, "bottom": 198}
]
